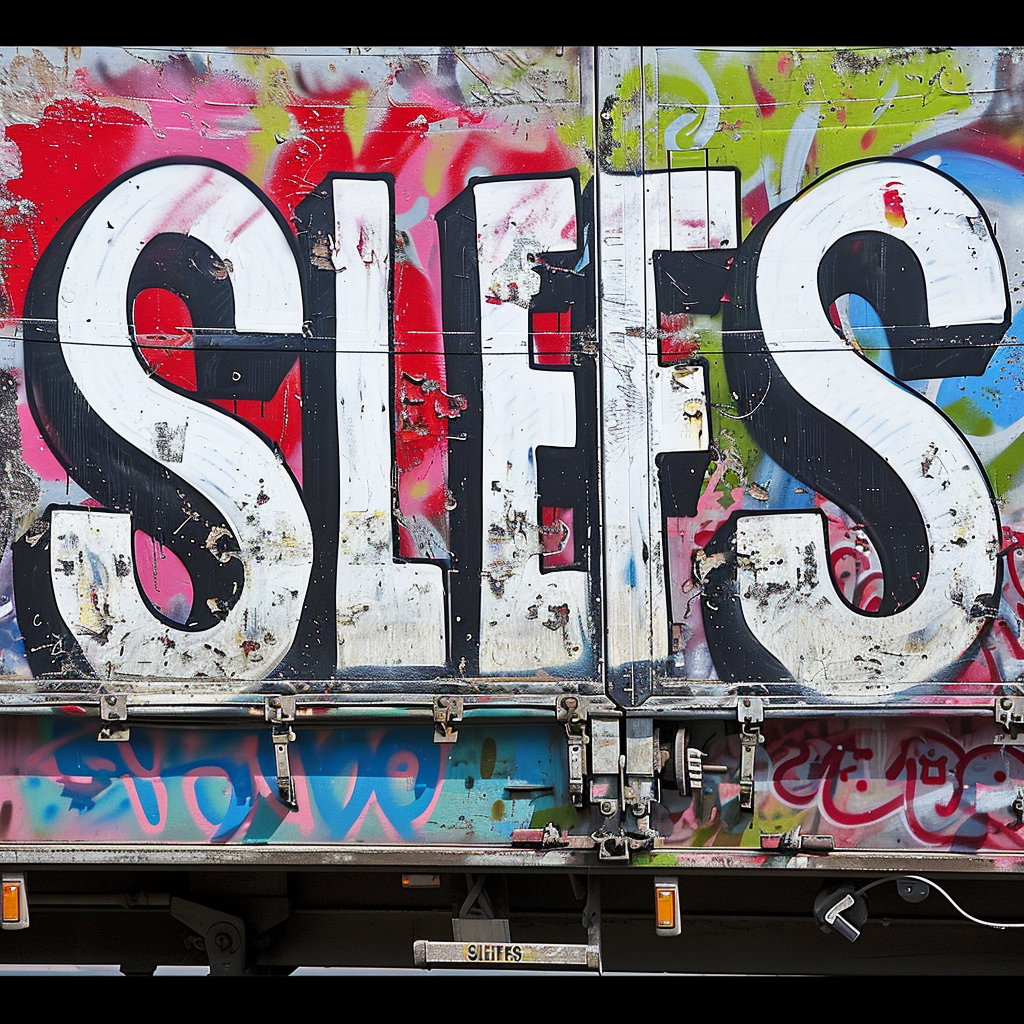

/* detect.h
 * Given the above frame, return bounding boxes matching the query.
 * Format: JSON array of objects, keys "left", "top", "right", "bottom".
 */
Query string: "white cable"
[{"left": 856, "top": 874, "right": 1024, "bottom": 931}]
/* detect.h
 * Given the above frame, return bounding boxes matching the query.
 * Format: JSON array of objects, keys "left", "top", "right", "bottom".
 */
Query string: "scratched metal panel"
[
  {"left": 612, "top": 46, "right": 1024, "bottom": 707},
  {"left": 0, "top": 718, "right": 572, "bottom": 844},
  {"left": 5, "top": 45, "right": 1024, "bottom": 713},
  {"left": 652, "top": 714, "right": 1024, "bottom": 854},
  {"left": 0, "top": 709, "right": 1015, "bottom": 856},
  {"left": 0, "top": 46, "right": 602, "bottom": 699}
]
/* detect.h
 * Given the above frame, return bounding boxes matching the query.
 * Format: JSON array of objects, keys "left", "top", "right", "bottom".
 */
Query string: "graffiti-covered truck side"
[{"left": 0, "top": 45, "right": 1022, "bottom": 973}]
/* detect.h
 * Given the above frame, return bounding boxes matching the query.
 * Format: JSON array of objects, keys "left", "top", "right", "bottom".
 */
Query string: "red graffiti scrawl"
[{"left": 883, "top": 181, "right": 908, "bottom": 227}]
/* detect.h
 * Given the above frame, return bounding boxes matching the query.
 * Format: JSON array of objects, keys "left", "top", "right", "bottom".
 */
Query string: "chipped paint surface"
[
  {"left": 0, "top": 45, "right": 1020, "bottom": 701},
  {"left": 0, "top": 46, "right": 597, "bottom": 687},
  {"left": 0, "top": 718, "right": 568, "bottom": 844},
  {"left": 656, "top": 716, "right": 1024, "bottom": 853},
  {"left": 7, "top": 48, "right": 1024, "bottom": 867},
  {"left": 603, "top": 46, "right": 1024, "bottom": 703}
]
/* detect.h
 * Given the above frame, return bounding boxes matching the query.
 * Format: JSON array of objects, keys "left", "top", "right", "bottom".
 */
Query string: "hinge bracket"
[
  {"left": 556, "top": 696, "right": 588, "bottom": 808},
  {"left": 433, "top": 696, "right": 463, "bottom": 743},
  {"left": 996, "top": 697, "right": 1024, "bottom": 743},
  {"left": 760, "top": 826, "right": 834, "bottom": 852},
  {"left": 592, "top": 828, "right": 656, "bottom": 861},
  {"left": 738, "top": 697, "right": 764, "bottom": 812},
  {"left": 98, "top": 693, "right": 129, "bottom": 742},
  {"left": 265, "top": 695, "right": 297, "bottom": 810}
]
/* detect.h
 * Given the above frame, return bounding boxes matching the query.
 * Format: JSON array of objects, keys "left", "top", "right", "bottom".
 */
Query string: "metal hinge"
[
  {"left": 556, "top": 696, "right": 588, "bottom": 808},
  {"left": 996, "top": 697, "right": 1024, "bottom": 743},
  {"left": 738, "top": 697, "right": 764, "bottom": 812},
  {"left": 98, "top": 693, "right": 129, "bottom": 742},
  {"left": 265, "top": 695, "right": 297, "bottom": 810},
  {"left": 592, "top": 828, "right": 657, "bottom": 861},
  {"left": 433, "top": 696, "right": 463, "bottom": 743},
  {"left": 510, "top": 825, "right": 594, "bottom": 850},
  {"left": 760, "top": 826, "right": 834, "bottom": 852}
]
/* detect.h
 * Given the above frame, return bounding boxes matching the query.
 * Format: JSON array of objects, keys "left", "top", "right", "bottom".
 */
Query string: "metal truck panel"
[
  {"left": 0, "top": 45, "right": 1018, "bottom": 710},
  {"left": 2, "top": 47, "right": 1024, "bottom": 973}
]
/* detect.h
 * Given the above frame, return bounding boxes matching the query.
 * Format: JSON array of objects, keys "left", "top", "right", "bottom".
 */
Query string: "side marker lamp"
[
  {"left": 654, "top": 877, "right": 680, "bottom": 937},
  {"left": 1, "top": 874, "right": 28, "bottom": 930}
]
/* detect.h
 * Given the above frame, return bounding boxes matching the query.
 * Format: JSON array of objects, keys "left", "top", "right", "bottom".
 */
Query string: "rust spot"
[
  {"left": 480, "top": 736, "right": 497, "bottom": 779},
  {"left": 543, "top": 603, "right": 569, "bottom": 631},
  {"left": 693, "top": 549, "right": 727, "bottom": 584},
  {"left": 204, "top": 526, "right": 238, "bottom": 563},
  {"left": 310, "top": 234, "right": 335, "bottom": 271},
  {"left": 400, "top": 372, "right": 467, "bottom": 420},
  {"left": 209, "top": 257, "right": 233, "bottom": 280}
]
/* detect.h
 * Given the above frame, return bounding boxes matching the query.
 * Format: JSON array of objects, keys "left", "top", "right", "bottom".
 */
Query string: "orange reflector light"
[
  {"left": 655, "top": 888, "right": 675, "bottom": 929},
  {"left": 2, "top": 882, "right": 20, "bottom": 923},
  {"left": 654, "top": 877, "right": 680, "bottom": 936},
  {"left": 402, "top": 874, "right": 441, "bottom": 888}
]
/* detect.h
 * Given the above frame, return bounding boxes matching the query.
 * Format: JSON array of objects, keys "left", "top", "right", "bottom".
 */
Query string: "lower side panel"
[
  {"left": 0, "top": 719, "right": 571, "bottom": 845},
  {"left": 0, "top": 713, "right": 1022, "bottom": 854}
]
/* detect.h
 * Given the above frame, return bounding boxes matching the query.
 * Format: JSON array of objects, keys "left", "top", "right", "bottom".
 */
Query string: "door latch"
[
  {"left": 99, "top": 693, "right": 129, "bottom": 742},
  {"left": 738, "top": 697, "right": 764, "bottom": 812},
  {"left": 996, "top": 697, "right": 1024, "bottom": 743},
  {"left": 265, "top": 695, "right": 297, "bottom": 810},
  {"left": 433, "top": 696, "right": 463, "bottom": 743},
  {"left": 671, "top": 727, "right": 728, "bottom": 824},
  {"left": 556, "top": 696, "right": 588, "bottom": 808}
]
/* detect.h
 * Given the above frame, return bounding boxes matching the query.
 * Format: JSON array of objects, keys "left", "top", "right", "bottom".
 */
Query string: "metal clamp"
[
  {"left": 738, "top": 697, "right": 764, "bottom": 812},
  {"left": 996, "top": 697, "right": 1024, "bottom": 743},
  {"left": 98, "top": 693, "right": 129, "bottom": 742},
  {"left": 433, "top": 696, "right": 463, "bottom": 744},
  {"left": 556, "top": 697, "right": 588, "bottom": 808},
  {"left": 265, "top": 695, "right": 297, "bottom": 810},
  {"left": 760, "top": 826, "right": 834, "bottom": 852},
  {"left": 671, "top": 727, "right": 726, "bottom": 824},
  {"left": 592, "top": 828, "right": 656, "bottom": 862}
]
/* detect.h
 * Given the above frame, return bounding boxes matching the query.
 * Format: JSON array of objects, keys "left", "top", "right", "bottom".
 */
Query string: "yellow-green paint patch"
[
  {"left": 529, "top": 803, "right": 578, "bottom": 831},
  {"left": 423, "top": 134, "right": 460, "bottom": 197},
  {"left": 237, "top": 52, "right": 296, "bottom": 184},
  {"left": 944, "top": 396, "right": 995, "bottom": 437},
  {"left": 556, "top": 114, "right": 595, "bottom": 188},
  {"left": 986, "top": 429, "right": 1024, "bottom": 499},
  {"left": 343, "top": 87, "right": 372, "bottom": 157},
  {"left": 650, "top": 47, "right": 972, "bottom": 234}
]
